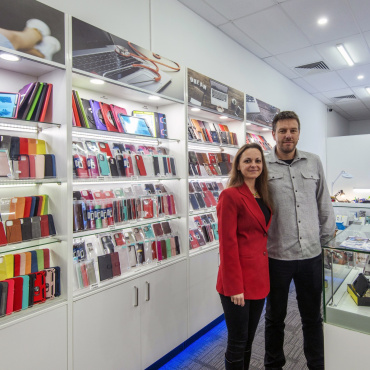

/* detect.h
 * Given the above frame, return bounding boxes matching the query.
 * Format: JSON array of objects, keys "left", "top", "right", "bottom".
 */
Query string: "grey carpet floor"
[{"left": 160, "top": 283, "right": 308, "bottom": 369}]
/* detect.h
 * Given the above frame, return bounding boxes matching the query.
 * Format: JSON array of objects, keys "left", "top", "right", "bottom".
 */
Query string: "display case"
[{"left": 323, "top": 223, "right": 370, "bottom": 334}]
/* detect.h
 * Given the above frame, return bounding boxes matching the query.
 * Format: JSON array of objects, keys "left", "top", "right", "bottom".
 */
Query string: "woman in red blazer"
[{"left": 217, "top": 143, "right": 273, "bottom": 370}]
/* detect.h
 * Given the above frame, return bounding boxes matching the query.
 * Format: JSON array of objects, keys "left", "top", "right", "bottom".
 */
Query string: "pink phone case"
[{"left": 87, "top": 155, "right": 100, "bottom": 177}]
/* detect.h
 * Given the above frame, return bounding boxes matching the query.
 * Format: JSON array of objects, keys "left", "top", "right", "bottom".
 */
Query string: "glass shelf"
[
  {"left": 73, "top": 215, "right": 181, "bottom": 238},
  {"left": 246, "top": 120, "right": 272, "bottom": 132},
  {"left": 189, "top": 241, "right": 219, "bottom": 255},
  {"left": 73, "top": 176, "right": 181, "bottom": 185},
  {"left": 189, "top": 175, "right": 228, "bottom": 180},
  {"left": 0, "top": 118, "right": 61, "bottom": 133},
  {"left": 188, "top": 140, "right": 239, "bottom": 150},
  {"left": 72, "top": 126, "right": 179, "bottom": 144},
  {"left": 189, "top": 207, "right": 216, "bottom": 216},
  {"left": 0, "top": 236, "right": 61, "bottom": 254},
  {"left": 0, "top": 178, "right": 63, "bottom": 187}
]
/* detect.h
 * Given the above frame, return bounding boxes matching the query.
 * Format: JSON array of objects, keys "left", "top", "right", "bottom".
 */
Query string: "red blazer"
[{"left": 216, "top": 183, "right": 272, "bottom": 300}]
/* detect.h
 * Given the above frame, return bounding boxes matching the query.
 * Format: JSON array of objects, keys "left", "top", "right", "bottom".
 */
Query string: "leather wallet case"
[
  {"left": 5, "top": 219, "right": 22, "bottom": 243},
  {"left": 98, "top": 254, "right": 113, "bottom": 281}
]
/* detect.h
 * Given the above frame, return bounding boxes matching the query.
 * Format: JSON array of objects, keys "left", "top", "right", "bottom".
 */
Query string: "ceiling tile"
[
  {"left": 234, "top": 6, "right": 310, "bottom": 55},
  {"left": 351, "top": 86, "right": 370, "bottom": 99},
  {"left": 363, "top": 31, "right": 370, "bottom": 50},
  {"left": 312, "top": 93, "right": 333, "bottom": 105},
  {"left": 291, "top": 78, "right": 319, "bottom": 94},
  {"left": 315, "top": 34, "right": 370, "bottom": 70},
  {"left": 348, "top": 0, "right": 370, "bottom": 32},
  {"left": 281, "top": 0, "right": 360, "bottom": 44},
  {"left": 219, "top": 22, "right": 271, "bottom": 58},
  {"left": 177, "top": 0, "right": 228, "bottom": 26},
  {"left": 337, "top": 63, "right": 370, "bottom": 87},
  {"left": 263, "top": 56, "right": 300, "bottom": 78},
  {"left": 303, "top": 71, "right": 348, "bottom": 91},
  {"left": 204, "top": 0, "right": 275, "bottom": 21},
  {"left": 275, "top": 46, "right": 324, "bottom": 68}
]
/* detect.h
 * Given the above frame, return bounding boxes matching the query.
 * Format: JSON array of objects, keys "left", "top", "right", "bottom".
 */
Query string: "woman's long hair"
[{"left": 228, "top": 143, "right": 273, "bottom": 210}]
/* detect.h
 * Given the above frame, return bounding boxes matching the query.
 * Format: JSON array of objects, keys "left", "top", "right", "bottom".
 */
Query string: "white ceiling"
[{"left": 178, "top": 0, "right": 370, "bottom": 121}]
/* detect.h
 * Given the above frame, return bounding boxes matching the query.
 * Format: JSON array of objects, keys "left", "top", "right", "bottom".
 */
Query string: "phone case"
[
  {"left": 32, "top": 270, "right": 46, "bottom": 304},
  {"left": 110, "top": 105, "right": 127, "bottom": 133},
  {"left": 189, "top": 194, "right": 200, "bottom": 210},
  {"left": 90, "top": 100, "right": 107, "bottom": 130},
  {"left": 115, "top": 154, "right": 126, "bottom": 177},
  {"left": 73, "top": 154, "right": 89, "bottom": 178},
  {"left": 0, "top": 281, "right": 7, "bottom": 317},
  {"left": 111, "top": 252, "right": 121, "bottom": 277},
  {"left": 4, "top": 279, "right": 14, "bottom": 315},
  {"left": 19, "top": 275, "right": 30, "bottom": 309},
  {"left": 44, "top": 154, "right": 56, "bottom": 177},
  {"left": 40, "top": 214, "right": 50, "bottom": 237},
  {"left": 97, "top": 153, "right": 110, "bottom": 176},
  {"left": 24, "top": 252, "right": 32, "bottom": 275},
  {"left": 43, "top": 248, "right": 50, "bottom": 268},
  {"left": 20, "top": 217, "right": 32, "bottom": 241},
  {"left": 87, "top": 155, "right": 99, "bottom": 177},
  {"left": 189, "top": 230, "right": 200, "bottom": 249},
  {"left": 12, "top": 276, "right": 23, "bottom": 312},
  {"left": 135, "top": 154, "right": 147, "bottom": 176},
  {"left": 108, "top": 157, "right": 119, "bottom": 177},
  {"left": 195, "top": 192, "right": 206, "bottom": 208},
  {"left": 99, "top": 103, "right": 119, "bottom": 132},
  {"left": 44, "top": 268, "right": 55, "bottom": 299},
  {"left": 30, "top": 250, "right": 38, "bottom": 273},
  {"left": 81, "top": 98, "right": 97, "bottom": 129},
  {"left": 97, "top": 254, "right": 113, "bottom": 281},
  {"left": 5, "top": 219, "right": 22, "bottom": 243},
  {"left": 123, "top": 154, "right": 134, "bottom": 177}
]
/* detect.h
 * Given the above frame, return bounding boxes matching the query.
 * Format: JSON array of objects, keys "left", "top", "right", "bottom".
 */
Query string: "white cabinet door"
[
  {"left": 73, "top": 280, "right": 141, "bottom": 370},
  {"left": 0, "top": 305, "right": 67, "bottom": 370},
  {"left": 140, "top": 260, "right": 188, "bottom": 368},
  {"left": 189, "top": 248, "right": 223, "bottom": 337}
]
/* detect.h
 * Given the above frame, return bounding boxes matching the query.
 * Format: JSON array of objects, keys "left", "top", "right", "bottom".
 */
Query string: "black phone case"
[
  {"left": 52, "top": 266, "right": 61, "bottom": 297},
  {"left": 31, "top": 216, "right": 41, "bottom": 238},
  {"left": 98, "top": 254, "right": 113, "bottom": 281},
  {"left": 10, "top": 136, "right": 20, "bottom": 160},
  {"left": 0, "top": 282, "right": 7, "bottom": 317},
  {"left": 44, "top": 154, "right": 55, "bottom": 177},
  {"left": 169, "top": 157, "right": 176, "bottom": 176},
  {"left": 21, "top": 217, "right": 32, "bottom": 241},
  {"left": 116, "top": 155, "right": 126, "bottom": 177},
  {"left": 33, "top": 83, "right": 48, "bottom": 121},
  {"left": 28, "top": 273, "right": 35, "bottom": 307},
  {"left": 162, "top": 157, "right": 169, "bottom": 174},
  {"left": 161, "top": 221, "right": 172, "bottom": 235},
  {"left": 108, "top": 158, "right": 119, "bottom": 177},
  {"left": 101, "top": 236, "right": 115, "bottom": 254},
  {"left": 153, "top": 156, "right": 160, "bottom": 176}
]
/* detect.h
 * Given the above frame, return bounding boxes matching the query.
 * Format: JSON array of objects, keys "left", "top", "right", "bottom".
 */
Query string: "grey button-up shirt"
[{"left": 265, "top": 147, "right": 335, "bottom": 260}]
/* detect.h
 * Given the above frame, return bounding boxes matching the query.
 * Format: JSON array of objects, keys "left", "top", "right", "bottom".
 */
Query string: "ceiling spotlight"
[
  {"left": 366, "top": 87, "right": 370, "bottom": 94},
  {"left": 317, "top": 17, "right": 328, "bottom": 25},
  {"left": 262, "top": 128, "right": 270, "bottom": 131},
  {"left": 148, "top": 95, "right": 160, "bottom": 100},
  {"left": 336, "top": 44, "right": 354, "bottom": 66},
  {"left": 191, "top": 107, "right": 200, "bottom": 112},
  {"left": 90, "top": 79, "right": 104, "bottom": 85},
  {"left": 220, "top": 115, "right": 228, "bottom": 119},
  {"left": 357, "top": 75, "right": 364, "bottom": 80},
  {"left": 0, "top": 53, "right": 20, "bottom": 62}
]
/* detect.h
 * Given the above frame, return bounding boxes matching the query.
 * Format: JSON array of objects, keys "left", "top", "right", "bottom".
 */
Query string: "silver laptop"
[
  {"left": 210, "top": 79, "right": 228, "bottom": 109},
  {"left": 72, "top": 18, "right": 171, "bottom": 93}
]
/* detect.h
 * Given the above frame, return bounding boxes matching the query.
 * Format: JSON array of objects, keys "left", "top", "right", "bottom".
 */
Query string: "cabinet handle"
[
  {"left": 145, "top": 281, "right": 150, "bottom": 301},
  {"left": 134, "top": 286, "right": 139, "bottom": 307}
]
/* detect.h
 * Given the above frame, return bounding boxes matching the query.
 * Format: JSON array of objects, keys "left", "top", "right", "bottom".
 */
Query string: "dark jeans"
[
  {"left": 264, "top": 254, "right": 324, "bottom": 370},
  {"left": 220, "top": 293, "right": 265, "bottom": 367}
]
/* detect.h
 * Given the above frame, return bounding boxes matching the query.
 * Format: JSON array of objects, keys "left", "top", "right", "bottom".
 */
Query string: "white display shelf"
[
  {"left": 189, "top": 241, "right": 219, "bottom": 256},
  {"left": 189, "top": 207, "right": 217, "bottom": 216},
  {"left": 0, "top": 236, "right": 61, "bottom": 254},
  {"left": 0, "top": 118, "right": 61, "bottom": 133},
  {"left": 73, "top": 176, "right": 181, "bottom": 185},
  {"left": 0, "top": 178, "right": 63, "bottom": 187}
]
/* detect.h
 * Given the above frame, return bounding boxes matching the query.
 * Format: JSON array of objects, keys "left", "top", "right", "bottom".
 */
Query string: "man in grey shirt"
[{"left": 264, "top": 111, "right": 335, "bottom": 370}]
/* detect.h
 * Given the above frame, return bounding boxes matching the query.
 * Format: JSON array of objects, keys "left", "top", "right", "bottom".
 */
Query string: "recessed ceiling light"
[
  {"left": 90, "top": 79, "right": 104, "bottom": 85},
  {"left": 191, "top": 107, "right": 200, "bottom": 112},
  {"left": 246, "top": 122, "right": 251, "bottom": 126},
  {"left": 148, "top": 95, "right": 160, "bottom": 100},
  {"left": 366, "top": 87, "right": 370, "bottom": 94},
  {"left": 262, "top": 128, "right": 270, "bottom": 131},
  {"left": 317, "top": 17, "right": 328, "bottom": 25},
  {"left": 0, "top": 53, "right": 20, "bottom": 62},
  {"left": 357, "top": 75, "right": 364, "bottom": 80},
  {"left": 220, "top": 115, "right": 228, "bottom": 119},
  {"left": 336, "top": 44, "right": 354, "bottom": 66}
]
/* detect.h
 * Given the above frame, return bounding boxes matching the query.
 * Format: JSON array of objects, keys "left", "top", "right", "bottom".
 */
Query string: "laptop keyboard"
[
  {"left": 73, "top": 52, "right": 142, "bottom": 75},
  {"left": 211, "top": 89, "right": 227, "bottom": 102}
]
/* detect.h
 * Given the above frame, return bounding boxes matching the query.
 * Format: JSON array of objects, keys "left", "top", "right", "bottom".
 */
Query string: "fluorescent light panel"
[
  {"left": 336, "top": 44, "right": 354, "bottom": 66},
  {"left": 0, "top": 123, "right": 37, "bottom": 133},
  {"left": 366, "top": 87, "right": 370, "bottom": 94},
  {"left": 72, "top": 131, "right": 159, "bottom": 145}
]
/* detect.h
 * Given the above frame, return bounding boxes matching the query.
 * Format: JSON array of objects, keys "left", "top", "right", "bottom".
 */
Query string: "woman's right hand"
[{"left": 231, "top": 293, "right": 245, "bottom": 307}]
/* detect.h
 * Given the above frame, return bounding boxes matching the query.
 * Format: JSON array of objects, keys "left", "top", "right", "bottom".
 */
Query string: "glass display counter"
[{"left": 323, "top": 224, "right": 370, "bottom": 334}]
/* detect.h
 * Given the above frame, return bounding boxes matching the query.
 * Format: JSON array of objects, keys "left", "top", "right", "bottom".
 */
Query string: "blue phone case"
[{"left": 97, "top": 153, "right": 110, "bottom": 176}]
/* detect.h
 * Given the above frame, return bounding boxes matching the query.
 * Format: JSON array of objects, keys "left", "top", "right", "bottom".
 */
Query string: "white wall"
[
  {"left": 40, "top": 0, "right": 329, "bottom": 165},
  {"left": 327, "top": 110, "right": 349, "bottom": 137},
  {"left": 327, "top": 135, "right": 370, "bottom": 200},
  {"left": 348, "top": 120, "right": 370, "bottom": 135}
]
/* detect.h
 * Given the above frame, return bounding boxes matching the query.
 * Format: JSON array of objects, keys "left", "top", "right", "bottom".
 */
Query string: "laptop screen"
[{"left": 72, "top": 18, "right": 114, "bottom": 51}]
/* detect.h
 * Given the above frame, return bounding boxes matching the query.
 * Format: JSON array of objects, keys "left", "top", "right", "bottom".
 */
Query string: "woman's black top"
[{"left": 255, "top": 198, "right": 271, "bottom": 226}]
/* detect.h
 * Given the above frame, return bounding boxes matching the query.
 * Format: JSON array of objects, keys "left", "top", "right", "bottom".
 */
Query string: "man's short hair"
[{"left": 272, "top": 111, "right": 300, "bottom": 132}]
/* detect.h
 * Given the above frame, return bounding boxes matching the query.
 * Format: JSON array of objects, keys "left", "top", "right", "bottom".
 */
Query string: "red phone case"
[
  {"left": 135, "top": 155, "right": 147, "bottom": 176},
  {"left": 74, "top": 154, "right": 89, "bottom": 178},
  {"left": 32, "top": 270, "right": 46, "bottom": 304},
  {"left": 43, "top": 249, "right": 50, "bottom": 268},
  {"left": 24, "top": 196, "right": 32, "bottom": 217},
  {"left": 29, "top": 155, "right": 36, "bottom": 178},
  {"left": 204, "top": 190, "right": 217, "bottom": 206},
  {"left": 97, "top": 142, "right": 113, "bottom": 158},
  {"left": 4, "top": 279, "right": 15, "bottom": 315},
  {"left": 110, "top": 105, "right": 127, "bottom": 133},
  {"left": 39, "top": 83, "right": 52, "bottom": 122},
  {"left": 40, "top": 215, "right": 50, "bottom": 237},
  {"left": 72, "top": 93, "right": 82, "bottom": 127},
  {"left": 80, "top": 264, "right": 89, "bottom": 287},
  {"left": 12, "top": 277, "right": 23, "bottom": 312},
  {"left": 156, "top": 240, "right": 162, "bottom": 261},
  {"left": 19, "top": 138, "right": 29, "bottom": 155},
  {"left": 99, "top": 103, "right": 118, "bottom": 132},
  {"left": 111, "top": 252, "right": 121, "bottom": 277},
  {"left": 142, "top": 199, "right": 154, "bottom": 219},
  {"left": 13, "top": 254, "right": 21, "bottom": 276},
  {"left": 114, "top": 233, "right": 125, "bottom": 246},
  {"left": 124, "top": 154, "right": 134, "bottom": 176},
  {"left": 36, "top": 196, "right": 43, "bottom": 216},
  {"left": 0, "top": 222, "right": 7, "bottom": 246}
]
